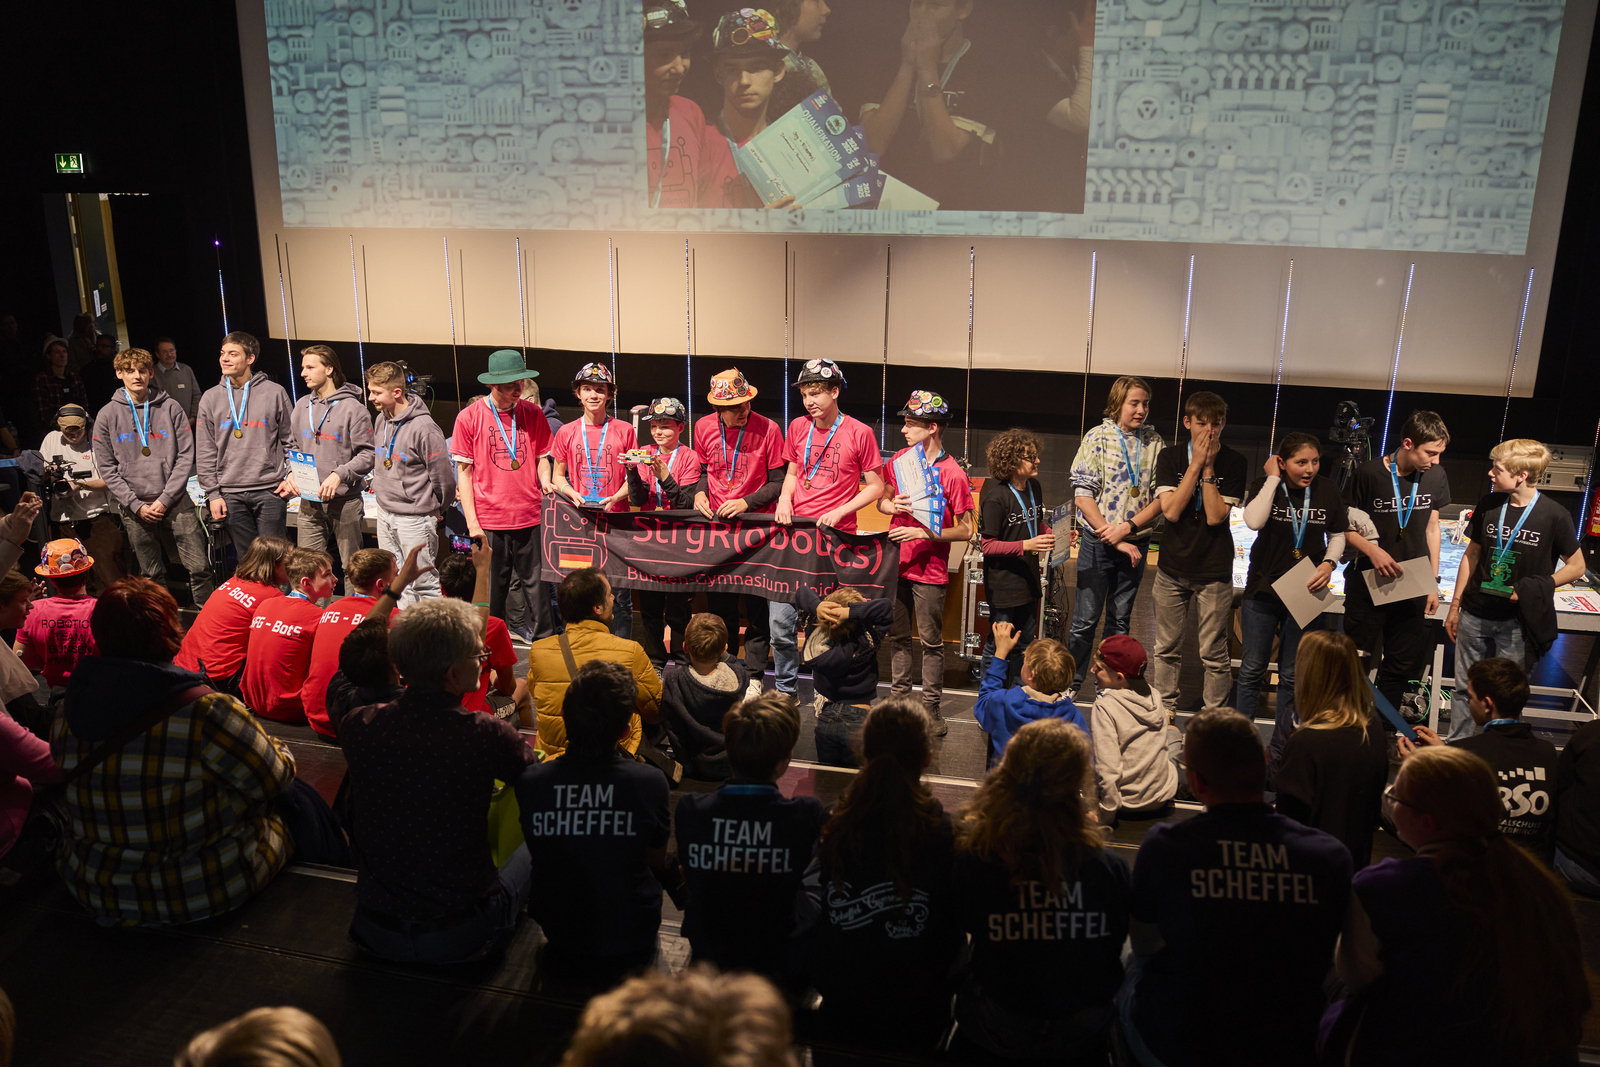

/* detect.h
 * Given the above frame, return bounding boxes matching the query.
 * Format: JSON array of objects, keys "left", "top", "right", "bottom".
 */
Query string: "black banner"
[{"left": 539, "top": 497, "right": 899, "bottom": 604}]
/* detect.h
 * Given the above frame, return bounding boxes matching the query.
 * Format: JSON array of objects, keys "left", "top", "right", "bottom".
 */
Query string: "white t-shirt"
[{"left": 39, "top": 430, "right": 110, "bottom": 522}]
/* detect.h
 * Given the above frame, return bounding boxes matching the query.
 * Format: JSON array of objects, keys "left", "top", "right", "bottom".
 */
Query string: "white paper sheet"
[
  {"left": 1361, "top": 557, "right": 1440, "bottom": 606},
  {"left": 1271, "top": 555, "right": 1338, "bottom": 628},
  {"left": 288, "top": 450, "right": 322, "bottom": 501}
]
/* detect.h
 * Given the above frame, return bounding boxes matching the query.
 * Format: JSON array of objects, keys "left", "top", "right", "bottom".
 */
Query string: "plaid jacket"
[
  {"left": 1070, "top": 418, "right": 1165, "bottom": 540},
  {"left": 50, "top": 690, "right": 295, "bottom": 925}
]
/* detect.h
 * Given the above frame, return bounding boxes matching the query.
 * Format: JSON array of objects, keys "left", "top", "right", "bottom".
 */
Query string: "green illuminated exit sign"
[{"left": 54, "top": 153, "right": 83, "bottom": 174}]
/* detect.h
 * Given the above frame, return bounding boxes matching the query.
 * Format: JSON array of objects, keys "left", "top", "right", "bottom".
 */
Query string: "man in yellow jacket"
[{"left": 530, "top": 568, "right": 663, "bottom": 758}]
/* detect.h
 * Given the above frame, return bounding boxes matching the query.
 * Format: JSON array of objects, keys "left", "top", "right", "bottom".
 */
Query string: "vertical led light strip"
[
  {"left": 444, "top": 237, "right": 461, "bottom": 405},
  {"left": 1269, "top": 259, "right": 1295, "bottom": 448},
  {"left": 1078, "top": 250, "right": 1098, "bottom": 437},
  {"left": 214, "top": 239, "right": 229, "bottom": 336},
  {"left": 608, "top": 238, "right": 619, "bottom": 417},
  {"left": 684, "top": 239, "right": 692, "bottom": 426},
  {"left": 346, "top": 235, "right": 363, "bottom": 403},
  {"left": 361, "top": 246, "right": 372, "bottom": 382},
  {"left": 1580, "top": 411, "right": 1600, "bottom": 542},
  {"left": 880, "top": 244, "right": 892, "bottom": 449},
  {"left": 964, "top": 246, "right": 976, "bottom": 466},
  {"left": 1378, "top": 262, "right": 1417, "bottom": 456},
  {"left": 786, "top": 249, "right": 797, "bottom": 428},
  {"left": 1174, "top": 253, "right": 1195, "bottom": 441},
  {"left": 1501, "top": 267, "right": 1536, "bottom": 439},
  {"left": 274, "top": 234, "right": 295, "bottom": 399},
  {"left": 516, "top": 237, "right": 529, "bottom": 361}
]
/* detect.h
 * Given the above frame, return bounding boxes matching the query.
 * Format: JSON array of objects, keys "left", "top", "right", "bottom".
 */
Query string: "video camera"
[
  {"left": 1328, "top": 400, "right": 1374, "bottom": 447},
  {"left": 392, "top": 360, "right": 433, "bottom": 391},
  {"left": 41, "top": 456, "right": 91, "bottom": 504}
]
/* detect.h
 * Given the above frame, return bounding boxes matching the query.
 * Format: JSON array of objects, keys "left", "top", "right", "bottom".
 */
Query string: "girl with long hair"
[
  {"left": 951, "top": 719, "right": 1130, "bottom": 1063},
  {"left": 1273, "top": 630, "right": 1388, "bottom": 868},
  {"left": 1323, "top": 745, "right": 1589, "bottom": 1065},
  {"left": 175, "top": 536, "right": 295, "bottom": 693},
  {"left": 803, "top": 696, "right": 960, "bottom": 1046},
  {"left": 1237, "top": 432, "right": 1349, "bottom": 773}
]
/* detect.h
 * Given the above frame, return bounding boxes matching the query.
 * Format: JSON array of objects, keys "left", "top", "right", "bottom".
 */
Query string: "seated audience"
[
  {"left": 794, "top": 584, "right": 894, "bottom": 768},
  {"left": 0, "top": 704, "right": 63, "bottom": 869},
  {"left": 1399, "top": 656, "right": 1557, "bottom": 864},
  {"left": 801, "top": 696, "right": 961, "bottom": 1046},
  {"left": 951, "top": 718, "right": 1129, "bottom": 1063},
  {"left": 16, "top": 538, "right": 98, "bottom": 688},
  {"left": 300, "top": 548, "right": 397, "bottom": 737},
  {"left": 529, "top": 568, "right": 662, "bottom": 760},
  {"left": 241, "top": 549, "right": 336, "bottom": 722},
  {"left": 340, "top": 595, "right": 537, "bottom": 964},
  {"left": 973, "top": 621, "right": 1081, "bottom": 767},
  {"left": 176, "top": 536, "right": 294, "bottom": 692},
  {"left": 0, "top": 497, "right": 45, "bottom": 734},
  {"left": 660, "top": 613, "right": 750, "bottom": 780},
  {"left": 559, "top": 965, "right": 795, "bottom": 1067},
  {"left": 1556, "top": 710, "right": 1600, "bottom": 897},
  {"left": 517, "top": 660, "right": 672, "bottom": 988},
  {"left": 174, "top": 1006, "right": 342, "bottom": 1067},
  {"left": 675, "top": 693, "right": 820, "bottom": 983},
  {"left": 1323, "top": 746, "right": 1588, "bottom": 1065},
  {"left": 1272, "top": 630, "right": 1388, "bottom": 869},
  {"left": 1088, "top": 634, "right": 1179, "bottom": 825},
  {"left": 1126, "top": 710, "right": 1352, "bottom": 1067},
  {"left": 439, "top": 554, "right": 516, "bottom": 717},
  {"left": 51, "top": 578, "right": 340, "bottom": 925}
]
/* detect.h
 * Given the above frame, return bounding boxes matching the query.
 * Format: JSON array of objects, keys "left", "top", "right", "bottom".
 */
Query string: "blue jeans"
[
  {"left": 610, "top": 587, "right": 633, "bottom": 640},
  {"left": 1556, "top": 847, "right": 1600, "bottom": 899},
  {"left": 1068, "top": 532, "right": 1147, "bottom": 689},
  {"left": 815, "top": 701, "right": 868, "bottom": 767},
  {"left": 1447, "top": 609, "right": 1528, "bottom": 742},
  {"left": 350, "top": 844, "right": 532, "bottom": 964},
  {"left": 769, "top": 600, "right": 800, "bottom": 694},
  {"left": 980, "top": 602, "right": 1038, "bottom": 689},
  {"left": 1237, "top": 596, "right": 1321, "bottom": 773}
]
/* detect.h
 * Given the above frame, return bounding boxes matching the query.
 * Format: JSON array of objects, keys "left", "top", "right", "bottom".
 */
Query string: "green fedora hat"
[{"left": 478, "top": 349, "right": 538, "bottom": 385}]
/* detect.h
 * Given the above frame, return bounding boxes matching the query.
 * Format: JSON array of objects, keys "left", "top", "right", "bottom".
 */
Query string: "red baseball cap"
[{"left": 1098, "top": 634, "right": 1147, "bottom": 678}]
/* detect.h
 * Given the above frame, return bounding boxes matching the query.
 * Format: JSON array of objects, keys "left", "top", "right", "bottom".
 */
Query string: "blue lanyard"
[
  {"left": 1008, "top": 482, "right": 1037, "bottom": 539},
  {"left": 1116, "top": 426, "right": 1143, "bottom": 503},
  {"left": 802, "top": 414, "right": 845, "bottom": 485},
  {"left": 488, "top": 397, "right": 520, "bottom": 468},
  {"left": 722, "top": 783, "right": 780, "bottom": 795},
  {"left": 382, "top": 419, "right": 402, "bottom": 466},
  {"left": 125, "top": 389, "right": 151, "bottom": 452},
  {"left": 653, "top": 445, "right": 680, "bottom": 509},
  {"left": 581, "top": 418, "right": 611, "bottom": 501},
  {"left": 1186, "top": 442, "right": 1202, "bottom": 513},
  {"left": 721, "top": 421, "right": 746, "bottom": 485},
  {"left": 1388, "top": 457, "right": 1419, "bottom": 530},
  {"left": 287, "top": 590, "right": 311, "bottom": 602},
  {"left": 1484, "top": 718, "right": 1522, "bottom": 729},
  {"left": 1280, "top": 480, "right": 1312, "bottom": 554},
  {"left": 651, "top": 117, "right": 670, "bottom": 208},
  {"left": 1493, "top": 491, "right": 1539, "bottom": 566},
  {"left": 226, "top": 378, "right": 251, "bottom": 435},
  {"left": 312, "top": 396, "right": 340, "bottom": 440}
]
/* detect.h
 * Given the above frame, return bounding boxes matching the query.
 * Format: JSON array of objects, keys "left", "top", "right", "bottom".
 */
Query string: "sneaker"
[
  {"left": 744, "top": 679, "right": 764, "bottom": 703},
  {"left": 508, "top": 625, "right": 535, "bottom": 646},
  {"left": 928, "top": 710, "right": 949, "bottom": 738}
]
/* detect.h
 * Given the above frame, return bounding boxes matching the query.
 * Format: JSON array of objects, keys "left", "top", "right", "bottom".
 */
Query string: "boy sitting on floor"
[
  {"left": 660, "top": 613, "right": 751, "bottom": 781},
  {"left": 1089, "top": 634, "right": 1181, "bottom": 825},
  {"left": 795, "top": 584, "right": 895, "bottom": 768},
  {"left": 974, "top": 620, "right": 1084, "bottom": 767},
  {"left": 17, "top": 538, "right": 98, "bottom": 688},
  {"left": 241, "top": 549, "right": 337, "bottom": 722}
]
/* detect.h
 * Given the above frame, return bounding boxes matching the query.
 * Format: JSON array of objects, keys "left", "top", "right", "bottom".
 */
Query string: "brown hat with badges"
[{"left": 707, "top": 368, "right": 759, "bottom": 406}]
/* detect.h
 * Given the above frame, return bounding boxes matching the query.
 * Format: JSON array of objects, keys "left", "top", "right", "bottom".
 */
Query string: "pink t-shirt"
[
  {"left": 450, "top": 396, "right": 555, "bottom": 530},
  {"left": 18, "top": 595, "right": 97, "bottom": 688},
  {"left": 635, "top": 442, "right": 704, "bottom": 510},
  {"left": 884, "top": 446, "right": 975, "bottom": 586},
  {"left": 552, "top": 416, "right": 637, "bottom": 513},
  {"left": 692, "top": 411, "right": 785, "bottom": 513},
  {"left": 646, "top": 96, "right": 744, "bottom": 209},
  {"left": 782, "top": 413, "right": 883, "bottom": 533}
]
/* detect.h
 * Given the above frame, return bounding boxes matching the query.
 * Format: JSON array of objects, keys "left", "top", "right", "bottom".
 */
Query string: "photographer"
[{"left": 39, "top": 403, "right": 122, "bottom": 592}]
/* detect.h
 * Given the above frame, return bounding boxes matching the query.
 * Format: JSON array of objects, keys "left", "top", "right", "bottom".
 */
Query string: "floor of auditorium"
[{"left": 5, "top": 580, "right": 1600, "bottom": 1064}]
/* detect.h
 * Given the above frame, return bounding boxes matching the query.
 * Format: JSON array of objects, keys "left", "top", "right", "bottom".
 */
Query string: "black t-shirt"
[
  {"left": 953, "top": 846, "right": 1130, "bottom": 1018},
  {"left": 516, "top": 752, "right": 671, "bottom": 957},
  {"left": 675, "top": 783, "right": 825, "bottom": 974},
  {"left": 1557, "top": 720, "right": 1600, "bottom": 879},
  {"left": 1460, "top": 491, "right": 1579, "bottom": 621},
  {"left": 874, "top": 43, "right": 1006, "bottom": 211},
  {"left": 980, "top": 476, "right": 1046, "bottom": 609},
  {"left": 1154, "top": 443, "right": 1249, "bottom": 583},
  {"left": 1344, "top": 457, "right": 1450, "bottom": 571},
  {"left": 1272, "top": 717, "right": 1389, "bottom": 870},
  {"left": 1454, "top": 721, "right": 1558, "bottom": 863},
  {"left": 995, "top": 47, "right": 1087, "bottom": 213},
  {"left": 1130, "top": 803, "right": 1352, "bottom": 1067},
  {"left": 1243, "top": 476, "right": 1349, "bottom": 601}
]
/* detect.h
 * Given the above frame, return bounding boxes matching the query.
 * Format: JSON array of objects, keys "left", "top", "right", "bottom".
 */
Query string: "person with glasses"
[{"left": 978, "top": 428, "right": 1054, "bottom": 687}]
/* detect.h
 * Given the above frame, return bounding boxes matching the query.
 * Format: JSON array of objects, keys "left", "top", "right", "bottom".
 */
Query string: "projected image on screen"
[{"left": 263, "top": 0, "right": 1562, "bottom": 252}]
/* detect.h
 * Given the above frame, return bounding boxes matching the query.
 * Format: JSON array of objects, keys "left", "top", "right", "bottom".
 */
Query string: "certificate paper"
[
  {"left": 1362, "top": 558, "right": 1439, "bottom": 606},
  {"left": 288, "top": 450, "right": 321, "bottom": 501},
  {"left": 892, "top": 450, "right": 945, "bottom": 533},
  {"left": 1271, "top": 555, "right": 1338, "bottom": 628},
  {"left": 733, "top": 92, "right": 873, "bottom": 207}
]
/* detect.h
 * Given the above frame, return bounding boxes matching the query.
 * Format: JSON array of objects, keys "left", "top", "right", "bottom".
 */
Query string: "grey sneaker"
[
  {"left": 928, "top": 709, "right": 949, "bottom": 737},
  {"left": 744, "top": 679, "right": 764, "bottom": 703}
]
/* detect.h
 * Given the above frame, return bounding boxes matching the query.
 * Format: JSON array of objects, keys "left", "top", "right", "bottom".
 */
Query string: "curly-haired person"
[{"left": 979, "top": 428, "right": 1055, "bottom": 686}]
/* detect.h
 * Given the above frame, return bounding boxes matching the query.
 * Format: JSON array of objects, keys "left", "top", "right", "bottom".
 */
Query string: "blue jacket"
[{"left": 973, "top": 654, "right": 1088, "bottom": 761}]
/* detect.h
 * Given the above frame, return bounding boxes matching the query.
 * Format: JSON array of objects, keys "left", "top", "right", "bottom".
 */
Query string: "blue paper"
[
  {"left": 732, "top": 91, "right": 872, "bottom": 207},
  {"left": 1366, "top": 678, "right": 1418, "bottom": 742}
]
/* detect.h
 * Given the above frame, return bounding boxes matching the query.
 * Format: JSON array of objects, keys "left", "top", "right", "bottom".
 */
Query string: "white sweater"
[{"left": 1090, "top": 686, "right": 1178, "bottom": 817}]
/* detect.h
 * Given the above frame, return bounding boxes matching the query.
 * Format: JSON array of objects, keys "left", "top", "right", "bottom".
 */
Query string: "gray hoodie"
[
  {"left": 196, "top": 371, "right": 293, "bottom": 502},
  {"left": 91, "top": 386, "right": 195, "bottom": 511},
  {"left": 152, "top": 361, "right": 201, "bottom": 421},
  {"left": 288, "top": 381, "right": 375, "bottom": 496},
  {"left": 1090, "top": 685, "right": 1179, "bottom": 818},
  {"left": 373, "top": 397, "right": 455, "bottom": 515}
]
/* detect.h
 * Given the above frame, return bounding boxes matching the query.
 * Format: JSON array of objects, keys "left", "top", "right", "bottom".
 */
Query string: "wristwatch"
[
  {"left": 1200, "top": 476, "right": 1222, "bottom": 484},
  {"left": 383, "top": 585, "right": 403, "bottom": 600}
]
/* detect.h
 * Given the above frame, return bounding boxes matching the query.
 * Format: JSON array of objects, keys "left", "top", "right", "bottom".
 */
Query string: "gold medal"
[
  {"left": 233, "top": 428, "right": 244, "bottom": 439},
  {"left": 1129, "top": 486, "right": 1141, "bottom": 499},
  {"left": 1291, "top": 548, "right": 1303, "bottom": 560},
  {"left": 384, "top": 458, "right": 393, "bottom": 469},
  {"left": 511, "top": 460, "right": 521, "bottom": 470},
  {"left": 803, "top": 479, "right": 811, "bottom": 489},
  {"left": 141, "top": 446, "right": 151, "bottom": 456}
]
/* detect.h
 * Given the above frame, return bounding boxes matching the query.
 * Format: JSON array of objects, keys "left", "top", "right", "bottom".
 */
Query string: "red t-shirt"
[
  {"left": 884, "top": 446, "right": 975, "bottom": 585},
  {"left": 692, "top": 411, "right": 785, "bottom": 513},
  {"left": 634, "top": 442, "right": 703, "bottom": 510},
  {"left": 18, "top": 595, "right": 97, "bottom": 687},
  {"left": 551, "top": 417, "right": 636, "bottom": 513},
  {"left": 302, "top": 594, "right": 382, "bottom": 737},
  {"left": 449, "top": 397, "right": 555, "bottom": 530},
  {"left": 782, "top": 413, "right": 883, "bottom": 532},
  {"left": 646, "top": 95, "right": 744, "bottom": 209},
  {"left": 176, "top": 578, "right": 285, "bottom": 680},
  {"left": 240, "top": 594, "right": 324, "bottom": 722},
  {"left": 463, "top": 615, "right": 517, "bottom": 716}
]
